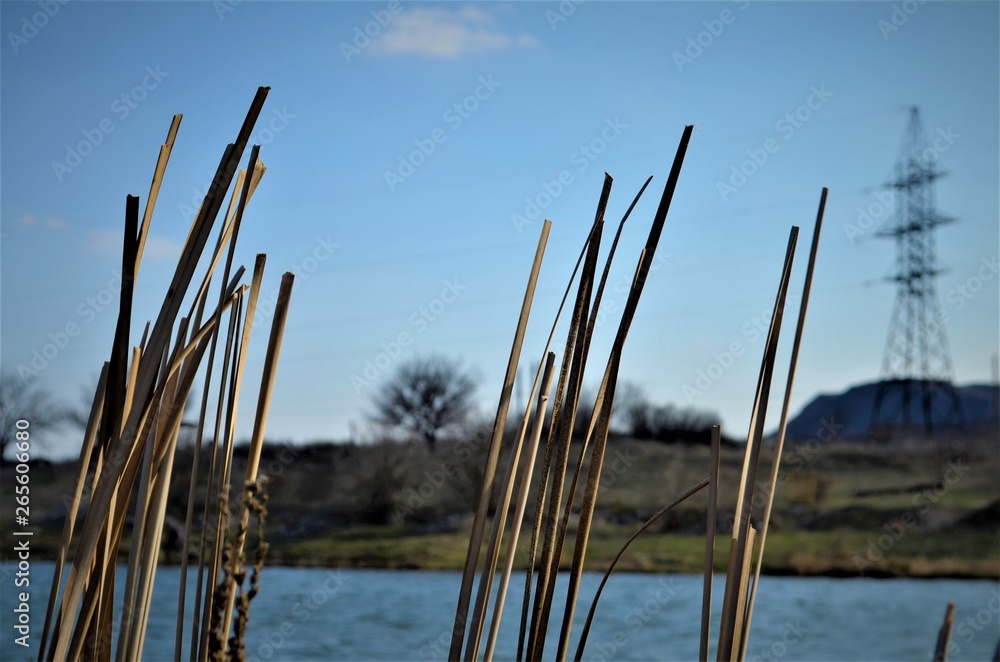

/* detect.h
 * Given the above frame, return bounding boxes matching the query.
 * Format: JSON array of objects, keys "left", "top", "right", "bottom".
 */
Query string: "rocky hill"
[{"left": 784, "top": 380, "right": 999, "bottom": 440}]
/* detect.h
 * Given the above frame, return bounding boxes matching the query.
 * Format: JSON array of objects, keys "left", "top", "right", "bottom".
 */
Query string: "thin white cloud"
[
  {"left": 88, "top": 229, "right": 121, "bottom": 255},
  {"left": 368, "top": 5, "right": 539, "bottom": 58},
  {"left": 517, "top": 33, "right": 541, "bottom": 48},
  {"left": 18, "top": 214, "right": 68, "bottom": 229},
  {"left": 457, "top": 5, "right": 492, "bottom": 23},
  {"left": 141, "top": 235, "right": 182, "bottom": 260},
  {"left": 88, "top": 229, "right": 180, "bottom": 260}
]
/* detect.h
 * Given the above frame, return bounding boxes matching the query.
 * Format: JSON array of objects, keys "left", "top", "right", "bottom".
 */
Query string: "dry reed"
[
  {"left": 37, "top": 91, "right": 834, "bottom": 662},
  {"left": 448, "top": 123, "right": 829, "bottom": 662},
  {"left": 37, "top": 86, "right": 295, "bottom": 662}
]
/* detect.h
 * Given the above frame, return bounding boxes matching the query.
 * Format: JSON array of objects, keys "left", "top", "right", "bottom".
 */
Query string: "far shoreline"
[{"left": 10, "top": 559, "right": 996, "bottom": 581}]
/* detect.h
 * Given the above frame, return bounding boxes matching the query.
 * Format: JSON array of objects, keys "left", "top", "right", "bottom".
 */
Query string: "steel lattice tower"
[{"left": 870, "top": 107, "right": 964, "bottom": 437}]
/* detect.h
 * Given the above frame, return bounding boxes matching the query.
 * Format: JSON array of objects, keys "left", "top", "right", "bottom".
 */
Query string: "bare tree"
[
  {"left": 0, "top": 368, "right": 69, "bottom": 462},
  {"left": 615, "top": 381, "right": 657, "bottom": 437},
  {"left": 371, "top": 355, "right": 477, "bottom": 452},
  {"left": 614, "top": 380, "right": 718, "bottom": 443}
]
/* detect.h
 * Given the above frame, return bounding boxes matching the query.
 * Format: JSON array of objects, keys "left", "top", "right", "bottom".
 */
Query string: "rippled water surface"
[{"left": 2, "top": 563, "right": 997, "bottom": 660}]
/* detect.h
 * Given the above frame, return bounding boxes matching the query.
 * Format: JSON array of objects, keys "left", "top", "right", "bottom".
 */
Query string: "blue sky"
[{"left": 2, "top": 1, "right": 997, "bottom": 459}]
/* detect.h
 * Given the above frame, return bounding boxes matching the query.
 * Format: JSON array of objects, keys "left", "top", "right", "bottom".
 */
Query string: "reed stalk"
[
  {"left": 220, "top": 270, "right": 295, "bottom": 641},
  {"left": 573, "top": 477, "right": 709, "bottom": 662},
  {"left": 48, "top": 84, "right": 268, "bottom": 659},
  {"left": 527, "top": 181, "right": 608, "bottom": 662},
  {"left": 541, "top": 175, "right": 658, "bottom": 659},
  {"left": 192, "top": 289, "right": 243, "bottom": 662},
  {"left": 449, "top": 220, "right": 551, "bottom": 661},
  {"left": 464, "top": 348, "right": 558, "bottom": 662},
  {"left": 514, "top": 220, "right": 607, "bottom": 662},
  {"left": 199, "top": 255, "right": 266, "bottom": 662},
  {"left": 556, "top": 123, "right": 694, "bottom": 661},
  {"left": 482, "top": 352, "right": 557, "bottom": 662},
  {"left": 740, "top": 188, "right": 827, "bottom": 658},
  {"left": 136, "top": 114, "right": 182, "bottom": 275},
  {"left": 39, "top": 86, "right": 294, "bottom": 662},
  {"left": 190, "top": 149, "right": 264, "bottom": 656},
  {"left": 717, "top": 227, "right": 799, "bottom": 662},
  {"left": 700, "top": 425, "right": 721, "bottom": 662},
  {"left": 933, "top": 602, "right": 956, "bottom": 662},
  {"left": 36, "top": 362, "right": 107, "bottom": 659}
]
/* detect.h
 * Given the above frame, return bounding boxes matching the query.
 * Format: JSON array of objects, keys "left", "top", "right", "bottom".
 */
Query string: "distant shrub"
[{"left": 616, "top": 384, "right": 719, "bottom": 443}]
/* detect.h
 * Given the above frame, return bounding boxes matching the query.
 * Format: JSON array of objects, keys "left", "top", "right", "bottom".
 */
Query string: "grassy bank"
[
  {"left": 4, "top": 434, "right": 998, "bottom": 579},
  {"left": 262, "top": 525, "right": 998, "bottom": 579}
]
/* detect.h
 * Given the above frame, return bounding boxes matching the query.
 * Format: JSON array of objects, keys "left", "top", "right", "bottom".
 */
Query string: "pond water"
[{"left": 2, "top": 563, "right": 997, "bottom": 661}]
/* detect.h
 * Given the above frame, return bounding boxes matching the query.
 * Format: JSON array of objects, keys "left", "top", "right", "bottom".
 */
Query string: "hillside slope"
[{"left": 784, "top": 381, "right": 999, "bottom": 439}]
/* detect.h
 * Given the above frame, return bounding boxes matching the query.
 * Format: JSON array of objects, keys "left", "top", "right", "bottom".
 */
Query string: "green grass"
[
  {"left": 4, "top": 435, "right": 998, "bottom": 578},
  {"left": 263, "top": 525, "right": 999, "bottom": 578}
]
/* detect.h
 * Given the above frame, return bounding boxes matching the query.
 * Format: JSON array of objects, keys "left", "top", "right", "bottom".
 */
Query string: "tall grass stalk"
[
  {"left": 717, "top": 227, "right": 799, "bottom": 662},
  {"left": 482, "top": 352, "right": 557, "bottom": 662},
  {"left": 740, "top": 188, "right": 828, "bottom": 658},
  {"left": 526, "top": 179, "right": 608, "bottom": 662},
  {"left": 573, "top": 477, "right": 709, "bottom": 662},
  {"left": 454, "top": 118, "right": 828, "bottom": 662},
  {"left": 933, "top": 602, "right": 956, "bottom": 662},
  {"left": 38, "top": 86, "right": 293, "bottom": 662},
  {"left": 700, "top": 425, "right": 722, "bottom": 662},
  {"left": 556, "top": 124, "right": 694, "bottom": 660},
  {"left": 175, "top": 164, "right": 261, "bottom": 662},
  {"left": 449, "top": 220, "right": 552, "bottom": 660},
  {"left": 220, "top": 271, "right": 295, "bottom": 637}
]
